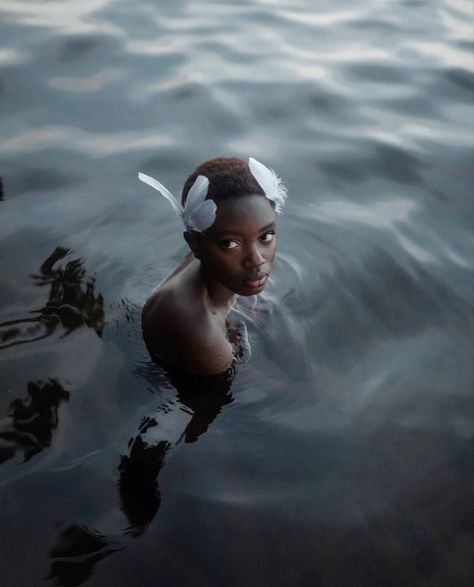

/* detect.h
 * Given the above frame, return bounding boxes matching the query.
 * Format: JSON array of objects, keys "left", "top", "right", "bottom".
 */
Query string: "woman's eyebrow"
[
  {"left": 259, "top": 221, "right": 276, "bottom": 232},
  {"left": 214, "top": 222, "right": 276, "bottom": 237}
]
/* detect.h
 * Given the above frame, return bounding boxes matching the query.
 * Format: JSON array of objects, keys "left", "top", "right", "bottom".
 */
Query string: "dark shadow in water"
[
  {"left": 46, "top": 365, "right": 235, "bottom": 585},
  {"left": 118, "top": 366, "right": 235, "bottom": 537},
  {"left": 118, "top": 436, "right": 170, "bottom": 538},
  {"left": 0, "top": 247, "right": 105, "bottom": 350},
  {"left": 0, "top": 379, "right": 70, "bottom": 465},
  {"left": 0, "top": 177, "right": 4, "bottom": 201},
  {"left": 47, "top": 525, "right": 124, "bottom": 587}
]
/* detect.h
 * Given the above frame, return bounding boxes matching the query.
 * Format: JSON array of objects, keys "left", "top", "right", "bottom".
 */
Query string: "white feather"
[
  {"left": 183, "top": 175, "right": 213, "bottom": 230},
  {"left": 138, "top": 171, "right": 219, "bottom": 232},
  {"left": 187, "top": 199, "right": 217, "bottom": 232},
  {"left": 138, "top": 172, "right": 183, "bottom": 217},
  {"left": 185, "top": 175, "right": 209, "bottom": 210},
  {"left": 248, "top": 157, "right": 287, "bottom": 213}
]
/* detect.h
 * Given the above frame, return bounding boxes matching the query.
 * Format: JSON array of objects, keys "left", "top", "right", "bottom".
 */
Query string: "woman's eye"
[
  {"left": 220, "top": 240, "right": 239, "bottom": 250},
  {"left": 260, "top": 231, "right": 276, "bottom": 243}
]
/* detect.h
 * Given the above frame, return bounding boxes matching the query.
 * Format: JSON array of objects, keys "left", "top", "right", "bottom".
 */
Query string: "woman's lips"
[{"left": 242, "top": 273, "right": 268, "bottom": 289}]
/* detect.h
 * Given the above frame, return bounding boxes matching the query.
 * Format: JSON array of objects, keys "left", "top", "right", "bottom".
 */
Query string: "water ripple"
[{"left": 1, "top": 1, "right": 473, "bottom": 585}]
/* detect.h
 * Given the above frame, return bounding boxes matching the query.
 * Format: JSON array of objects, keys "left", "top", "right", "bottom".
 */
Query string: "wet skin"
[{"left": 142, "top": 194, "right": 276, "bottom": 375}]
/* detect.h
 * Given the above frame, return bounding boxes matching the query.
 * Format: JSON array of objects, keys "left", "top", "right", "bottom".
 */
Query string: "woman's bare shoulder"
[
  {"left": 142, "top": 286, "right": 234, "bottom": 376},
  {"left": 142, "top": 284, "right": 179, "bottom": 325}
]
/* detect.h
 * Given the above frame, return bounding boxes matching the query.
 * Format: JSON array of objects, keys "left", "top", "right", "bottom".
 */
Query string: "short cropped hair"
[{"left": 181, "top": 157, "right": 265, "bottom": 205}]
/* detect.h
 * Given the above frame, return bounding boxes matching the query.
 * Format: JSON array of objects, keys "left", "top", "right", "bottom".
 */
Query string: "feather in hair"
[
  {"left": 138, "top": 172, "right": 183, "bottom": 217},
  {"left": 183, "top": 175, "right": 214, "bottom": 231},
  {"left": 248, "top": 157, "right": 287, "bottom": 214},
  {"left": 184, "top": 175, "right": 209, "bottom": 211},
  {"left": 187, "top": 199, "right": 217, "bottom": 232},
  {"left": 138, "top": 172, "right": 216, "bottom": 232}
]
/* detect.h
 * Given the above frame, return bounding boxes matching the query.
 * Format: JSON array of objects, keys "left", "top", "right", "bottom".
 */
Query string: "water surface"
[{"left": 0, "top": 1, "right": 473, "bottom": 585}]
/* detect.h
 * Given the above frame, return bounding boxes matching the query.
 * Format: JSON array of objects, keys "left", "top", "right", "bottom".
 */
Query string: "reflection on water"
[
  {"left": 119, "top": 367, "right": 234, "bottom": 536},
  {"left": 118, "top": 437, "right": 170, "bottom": 537},
  {"left": 47, "top": 525, "right": 123, "bottom": 587},
  {"left": 46, "top": 366, "right": 235, "bottom": 584},
  {"left": 0, "top": 247, "right": 104, "bottom": 349},
  {"left": 0, "top": 379, "right": 69, "bottom": 465}
]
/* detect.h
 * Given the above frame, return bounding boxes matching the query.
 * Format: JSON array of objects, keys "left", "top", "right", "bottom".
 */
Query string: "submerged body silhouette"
[{"left": 46, "top": 363, "right": 235, "bottom": 586}]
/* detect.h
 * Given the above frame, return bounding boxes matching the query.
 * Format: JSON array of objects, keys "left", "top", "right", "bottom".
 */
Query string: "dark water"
[{"left": 1, "top": 1, "right": 473, "bottom": 585}]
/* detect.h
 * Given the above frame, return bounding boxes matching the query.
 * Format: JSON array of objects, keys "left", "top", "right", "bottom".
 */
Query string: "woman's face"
[{"left": 196, "top": 194, "right": 277, "bottom": 296}]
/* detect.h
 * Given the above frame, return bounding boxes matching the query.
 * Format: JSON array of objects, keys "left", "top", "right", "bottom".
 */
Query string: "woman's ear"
[{"left": 183, "top": 231, "right": 201, "bottom": 259}]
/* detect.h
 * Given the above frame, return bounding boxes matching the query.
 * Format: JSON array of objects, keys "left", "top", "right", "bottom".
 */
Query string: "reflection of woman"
[
  {"left": 47, "top": 368, "right": 237, "bottom": 583},
  {"left": 139, "top": 157, "right": 287, "bottom": 375},
  {"left": 118, "top": 368, "right": 234, "bottom": 536}
]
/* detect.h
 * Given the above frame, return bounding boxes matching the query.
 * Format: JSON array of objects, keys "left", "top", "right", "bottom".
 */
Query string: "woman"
[{"left": 139, "top": 156, "right": 287, "bottom": 376}]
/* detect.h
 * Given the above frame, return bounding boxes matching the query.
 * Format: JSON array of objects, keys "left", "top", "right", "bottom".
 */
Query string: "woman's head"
[
  {"left": 181, "top": 157, "right": 265, "bottom": 207},
  {"left": 185, "top": 192, "right": 277, "bottom": 296},
  {"left": 138, "top": 156, "right": 287, "bottom": 295},
  {"left": 138, "top": 155, "right": 286, "bottom": 233},
  {"left": 180, "top": 156, "right": 286, "bottom": 295}
]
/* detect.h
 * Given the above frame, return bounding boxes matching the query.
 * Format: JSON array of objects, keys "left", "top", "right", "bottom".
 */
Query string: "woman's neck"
[{"left": 199, "top": 269, "right": 236, "bottom": 314}]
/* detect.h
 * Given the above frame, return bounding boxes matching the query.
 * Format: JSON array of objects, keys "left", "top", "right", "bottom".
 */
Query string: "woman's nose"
[{"left": 242, "top": 245, "right": 265, "bottom": 269}]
